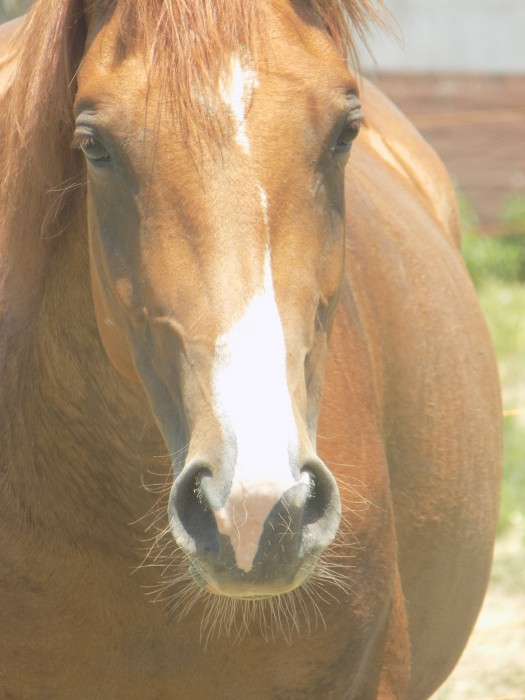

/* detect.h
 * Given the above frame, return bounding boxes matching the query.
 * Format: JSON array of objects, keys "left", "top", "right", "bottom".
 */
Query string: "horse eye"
[
  {"left": 334, "top": 114, "right": 363, "bottom": 154},
  {"left": 73, "top": 133, "right": 111, "bottom": 163}
]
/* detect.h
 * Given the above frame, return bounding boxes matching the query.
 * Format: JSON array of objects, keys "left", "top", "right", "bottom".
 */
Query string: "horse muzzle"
[{"left": 168, "top": 458, "right": 341, "bottom": 597}]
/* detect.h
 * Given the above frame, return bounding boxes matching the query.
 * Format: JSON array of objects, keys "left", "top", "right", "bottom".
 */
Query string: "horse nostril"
[
  {"left": 300, "top": 461, "right": 341, "bottom": 551},
  {"left": 170, "top": 464, "right": 219, "bottom": 556},
  {"left": 302, "top": 470, "right": 322, "bottom": 526}
]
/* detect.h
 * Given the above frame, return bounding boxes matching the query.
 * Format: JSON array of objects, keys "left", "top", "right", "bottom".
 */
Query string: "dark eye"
[
  {"left": 72, "top": 132, "right": 111, "bottom": 164},
  {"left": 333, "top": 112, "right": 363, "bottom": 155}
]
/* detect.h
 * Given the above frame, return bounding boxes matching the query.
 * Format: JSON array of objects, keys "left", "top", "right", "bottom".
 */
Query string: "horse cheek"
[{"left": 90, "top": 263, "right": 140, "bottom": 384}]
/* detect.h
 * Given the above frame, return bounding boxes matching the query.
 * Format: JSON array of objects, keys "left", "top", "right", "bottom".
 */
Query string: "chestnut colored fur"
[{"left": 0, "top": 2, "right": 500, "bottom": 699}]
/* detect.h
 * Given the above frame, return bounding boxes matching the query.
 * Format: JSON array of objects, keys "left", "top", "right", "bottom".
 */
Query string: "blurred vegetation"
[
  {"left": 459, "top": 192, "right": 525, "bottom": 535},
  {"left": 460, "top": 192, "right": 525, "bottom": 286}
]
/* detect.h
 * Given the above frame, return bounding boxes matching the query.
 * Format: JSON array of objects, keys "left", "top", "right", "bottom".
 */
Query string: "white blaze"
[
  {"left": 219, "top": 55, "right": 258, "bottom": 155},
  {"left": 212, "top": 190, "right": 304, "bottom": 572}
]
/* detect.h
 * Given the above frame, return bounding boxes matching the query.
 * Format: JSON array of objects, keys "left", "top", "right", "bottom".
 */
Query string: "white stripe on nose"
[{"left": 212, "top": 240, "right": 301, "bottom": 572}]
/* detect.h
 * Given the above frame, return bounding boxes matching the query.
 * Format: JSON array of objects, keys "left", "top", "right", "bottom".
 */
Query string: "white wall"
[{"left": 360, "top": 0, "right": 525, "bottom": 73}]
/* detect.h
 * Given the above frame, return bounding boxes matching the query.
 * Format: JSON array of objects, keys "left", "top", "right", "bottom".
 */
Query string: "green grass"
[{"left": 460, "top": 193, "right": 525, "bottom": 534}]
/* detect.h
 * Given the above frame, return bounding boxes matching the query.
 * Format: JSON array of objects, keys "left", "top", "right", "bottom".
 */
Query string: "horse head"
[{"left": 75, "top": 1, "right": 362, "bottom": 598}]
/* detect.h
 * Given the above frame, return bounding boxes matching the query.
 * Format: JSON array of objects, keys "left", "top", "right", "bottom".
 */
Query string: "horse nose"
[
  {"left": 168, "top": 458, "right": 341, "bottom": 590},
  {"left": 168, "top": 462, "right": 219, "bottom": 558},
  {"left": 296, "top": 460, "right": 342, "bottom": 555}
]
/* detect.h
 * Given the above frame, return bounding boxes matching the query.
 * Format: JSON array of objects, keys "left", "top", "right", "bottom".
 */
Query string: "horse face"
[{"left": 75, "top": 4, "right": 361, "bottom": 596}]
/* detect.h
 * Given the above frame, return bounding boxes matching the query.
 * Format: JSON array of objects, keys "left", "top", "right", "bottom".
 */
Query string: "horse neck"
[{"left": 0, "top": 213, "right": 168, "bottom": 551}]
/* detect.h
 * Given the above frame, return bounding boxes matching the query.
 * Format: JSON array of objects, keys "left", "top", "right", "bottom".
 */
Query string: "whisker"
[{"left": 130, "top": 450, "right": 366, "bottom": 646}]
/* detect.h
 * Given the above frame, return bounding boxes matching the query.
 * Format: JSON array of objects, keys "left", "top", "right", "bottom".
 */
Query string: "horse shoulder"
[
  {"left": 358, "top": 78, "right": 460, "bottom": 248},
  {"left": 336, "top": 78, "right": 500, "bottom": 699}
]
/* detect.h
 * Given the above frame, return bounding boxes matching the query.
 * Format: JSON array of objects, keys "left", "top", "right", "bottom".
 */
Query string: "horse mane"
[{"left": 0, "top": 0, "right": 387, "bottom": 254}]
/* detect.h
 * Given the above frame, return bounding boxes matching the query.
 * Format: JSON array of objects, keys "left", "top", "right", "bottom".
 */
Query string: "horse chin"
[{"left": 188, "top": 554, "right": 319, "bottom": 599}]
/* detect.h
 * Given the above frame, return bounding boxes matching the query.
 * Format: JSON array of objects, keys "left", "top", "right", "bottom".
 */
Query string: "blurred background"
[
  {"left": 2, "top": 1, "right": 524, "bottom": 697},
  {"left": 0, "top": 0, "right": 29, "bottom": 21}
]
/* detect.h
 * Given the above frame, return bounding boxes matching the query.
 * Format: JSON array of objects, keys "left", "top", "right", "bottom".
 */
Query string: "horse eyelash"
[{"left": 71, "top": 133, "right": 95, "bottom": 151}]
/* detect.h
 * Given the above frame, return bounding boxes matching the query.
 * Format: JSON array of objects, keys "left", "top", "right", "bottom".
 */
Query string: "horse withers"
[{"left": 0, "top": 1, "right": 501, "bottom": 698}]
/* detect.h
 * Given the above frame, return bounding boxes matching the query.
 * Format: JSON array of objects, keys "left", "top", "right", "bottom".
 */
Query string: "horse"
[{"left": 0, "top": 1, "right": 501, "bottom": 698}]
